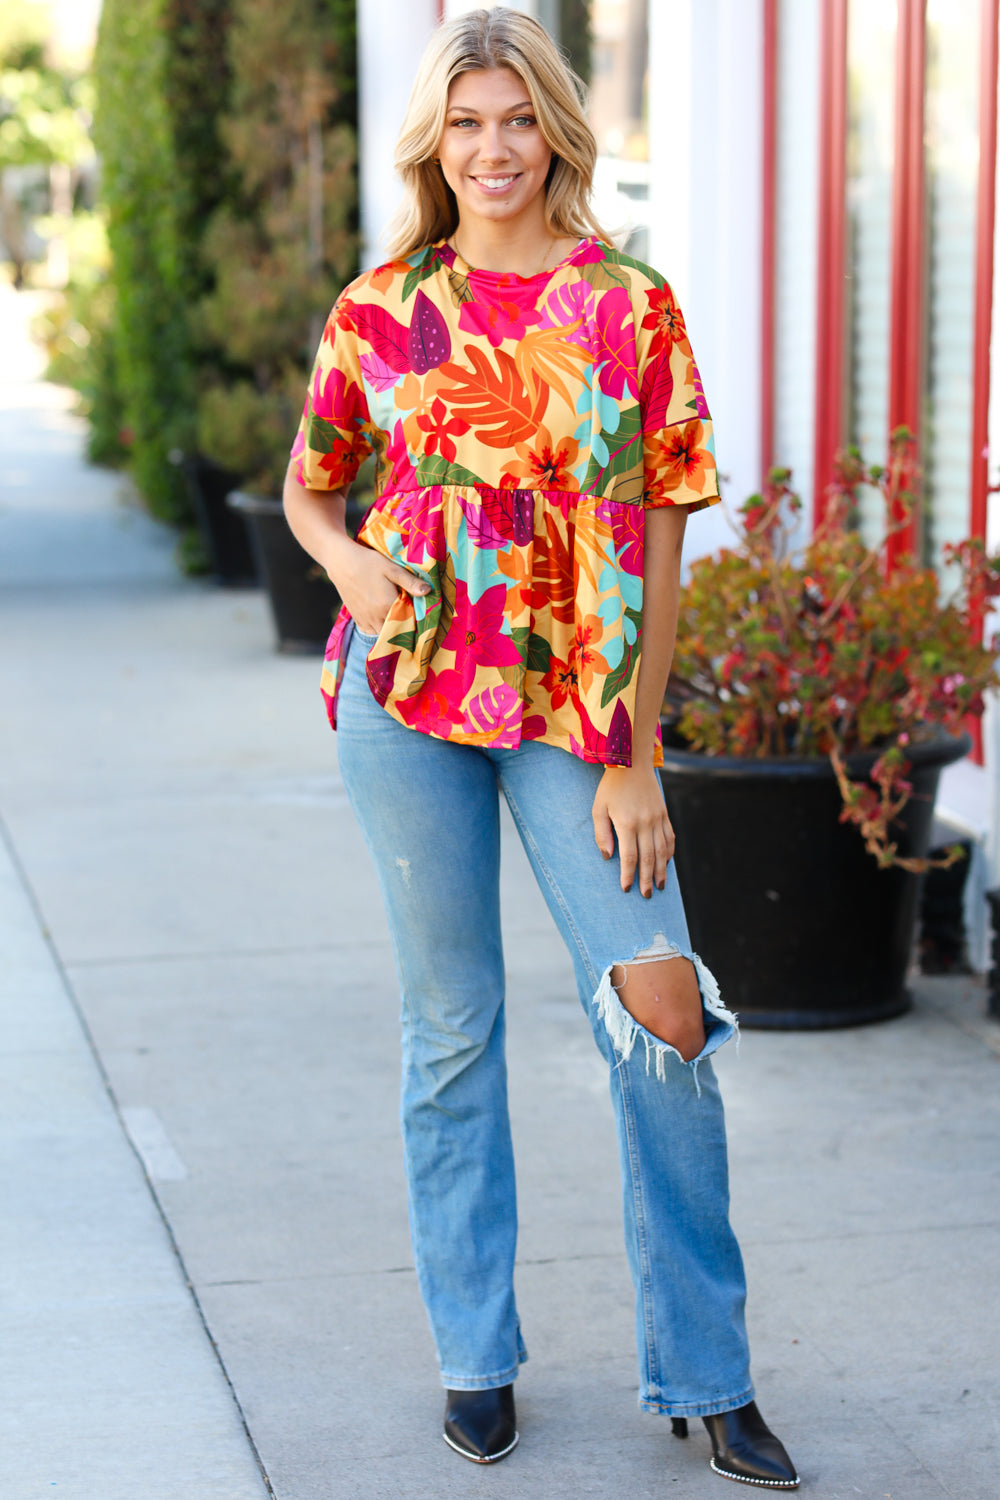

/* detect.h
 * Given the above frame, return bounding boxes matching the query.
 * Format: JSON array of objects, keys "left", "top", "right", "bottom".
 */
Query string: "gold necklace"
[{"left": 451, "top": 230, "right": 558, "bottom": 276}]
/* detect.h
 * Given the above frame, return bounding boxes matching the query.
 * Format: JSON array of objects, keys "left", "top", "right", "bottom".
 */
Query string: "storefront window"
[
  {"left": 845, "top": 0, "right": 897, "bottom": 546},
  {"left": 547, "top": 0, "right": 649, "bottom": 258},
  {"left": 923, "top": 0, "right": 979, "bottom": 580}
]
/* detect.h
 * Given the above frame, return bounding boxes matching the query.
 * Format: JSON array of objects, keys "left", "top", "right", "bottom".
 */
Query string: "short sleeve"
[
  {"left": 637, "top": 282, "right": 721, "bottom": 512},
  {"left": 290, "top": 296, "right": 375, "bottom": 491}
]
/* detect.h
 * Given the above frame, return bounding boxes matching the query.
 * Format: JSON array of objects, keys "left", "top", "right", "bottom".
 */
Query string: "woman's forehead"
[{"left": 446, "top": 67, "right": 531, "bottom": 112}]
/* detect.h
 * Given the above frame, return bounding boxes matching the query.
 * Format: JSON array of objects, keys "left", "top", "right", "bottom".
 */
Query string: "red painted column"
[
  {"left": 812, "top": 0, "right": 849, "bottom": 528},
  {"left": 886, "top": 0, "right": 926, "bottom": 568},
  {"left": 760, "top": 0, "right": 778, "bottom": 483},
  {"left": 969, "top": 0, "right": 999, "bottom": 760},
  {"left": 971, "top": 0, "right": 999, "bottom": 548}
]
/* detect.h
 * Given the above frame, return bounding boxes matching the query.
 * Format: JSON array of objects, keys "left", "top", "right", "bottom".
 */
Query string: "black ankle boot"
[
  {"left": 443, "top": 1384, "right": 518, "bottom": 1463},
  {"left": 702, "top": 1401, "right": 799, "bottom": 1489}
]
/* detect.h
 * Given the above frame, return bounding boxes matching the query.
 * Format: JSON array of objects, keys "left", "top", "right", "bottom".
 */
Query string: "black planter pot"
[
  {"left": 227, "top": 491, "right": 344, "bottom": 652},
  {"left": 658, "top": 731, "right": 970, "bottom": 1029},
  {"left": 182, "top": 457, "right": 258, "bottom": 584}
]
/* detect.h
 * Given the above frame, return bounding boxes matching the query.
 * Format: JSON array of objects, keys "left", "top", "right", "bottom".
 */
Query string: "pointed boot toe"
[
  {"left": 702, "top": 1401, "right": 799, "bottom": 1489},
  {"left": 443, "top": 1384, "right": 518, "bottom": 1464}
]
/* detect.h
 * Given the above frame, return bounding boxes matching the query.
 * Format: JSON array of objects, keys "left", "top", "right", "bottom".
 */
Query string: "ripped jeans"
[{"left": 336, "top": 626, "right": 754, "bottom": 1417}]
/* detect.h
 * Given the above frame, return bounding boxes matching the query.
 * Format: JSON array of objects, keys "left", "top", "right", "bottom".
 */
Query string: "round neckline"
[{"left": 434, "top": 235, "right": 592, "bottom": 283}]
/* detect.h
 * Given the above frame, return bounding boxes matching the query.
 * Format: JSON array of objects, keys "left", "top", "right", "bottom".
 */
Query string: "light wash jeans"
[{"left": 336, "top": 625, "right": 754, "bottom": 1417}]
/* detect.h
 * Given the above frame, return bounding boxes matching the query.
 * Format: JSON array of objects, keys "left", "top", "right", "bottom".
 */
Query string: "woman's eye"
[{"left": 511, "top": 115, "right": 536, "bottom": 127}]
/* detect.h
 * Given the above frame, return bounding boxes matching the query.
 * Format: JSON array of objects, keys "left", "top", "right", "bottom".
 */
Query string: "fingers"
[
  {"left": 622, "top": 812, "right": 674, "bottom": 897},
  {"left": 592, "top": 805, "right": 615, "bottom": 862},
  {"left": 386, "top": 561, "right": 430, "bottom": 597}
]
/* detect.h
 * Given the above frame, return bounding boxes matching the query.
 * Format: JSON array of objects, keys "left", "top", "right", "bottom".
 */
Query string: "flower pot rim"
[{"left": 657, "top": 726, "right": 971, "bottom": 779}]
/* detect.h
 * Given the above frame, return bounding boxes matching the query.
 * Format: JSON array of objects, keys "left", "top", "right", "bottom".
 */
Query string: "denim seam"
[
  {"left": 617, "top": 1060, "right": 662, "bottom": 1400},
  {"left": 500, "top": 776, "right": 663, "bottom": 1393}
]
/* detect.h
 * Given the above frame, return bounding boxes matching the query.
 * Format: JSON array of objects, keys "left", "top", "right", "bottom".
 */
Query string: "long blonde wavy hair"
[{"left": 385, "top": 6, "right": 612, "bottom": 260}]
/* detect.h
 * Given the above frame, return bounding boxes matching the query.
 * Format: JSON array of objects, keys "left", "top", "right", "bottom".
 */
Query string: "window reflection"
[
  {"left": 923, "top": 0, "right": 979, "bottom": 582},
  {"left": 550, "top": 0, "right": 650, "bottom": 258},
  {"left": 845, "top": 0, "right": 896, "bottom": 547}
]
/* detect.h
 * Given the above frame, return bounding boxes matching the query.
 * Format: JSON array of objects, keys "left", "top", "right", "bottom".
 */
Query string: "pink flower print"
[
  {"left": 540, "top": 278, "right": 596, "bottom": 348},
  {"left": 359, "top": 351, "right": 401, "bottom": 393},
  {"left": 441, "top": 579, "right": 523, "bottom": 689},
  {"left": 313, "top": 362, "right": 367, "bottom": 428},
  {"left": 396, "top": 664, "right": 469, "bottom": 734},
  {"left": 380, "top": 418, "right": 418, "bottom": 492},
  {"left": 459, "top": 297, "right": 542, "bottom": 348},
  {"left": 467, "top": 684, "right": 522, "bottom": 743},
  {"left": 598, "top": 498, "right": 644, "bottom": 576}
]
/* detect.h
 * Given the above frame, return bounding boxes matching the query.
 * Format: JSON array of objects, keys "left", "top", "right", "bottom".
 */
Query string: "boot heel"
[{"left": 671, "top": 1417, "right": 689, "bottom": 1438}]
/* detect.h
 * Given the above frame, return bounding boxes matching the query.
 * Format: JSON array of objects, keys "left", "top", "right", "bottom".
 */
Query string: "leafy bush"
[
  {"left": 196, "top": 0, "right": 357, "bottom": 497},
  {"left": 93, "top": 0, "right": 192, "bottom": 522},
  {"left": 667, "top": 431, "right": 1000, "bottom": 868}
]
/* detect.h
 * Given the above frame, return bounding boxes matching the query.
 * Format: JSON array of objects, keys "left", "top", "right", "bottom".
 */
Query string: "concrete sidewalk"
[{"left": 1, "top": 284, "right": 998, "bottom": 1499}]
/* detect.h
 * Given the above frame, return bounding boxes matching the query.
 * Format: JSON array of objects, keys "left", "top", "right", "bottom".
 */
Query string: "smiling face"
[{"left": 437, "top": 67, "right": 552, "bottom": 234}]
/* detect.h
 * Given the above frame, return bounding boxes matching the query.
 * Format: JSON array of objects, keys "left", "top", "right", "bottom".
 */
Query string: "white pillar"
[
  {"left": 357, "top": 0, "right": 439, "bottom": 268},
  {"left": 650, "top": 0, "right": 764, "bottom": 563}
]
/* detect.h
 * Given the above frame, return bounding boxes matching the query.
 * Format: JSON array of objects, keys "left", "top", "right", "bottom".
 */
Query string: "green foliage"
[
  {"left": 93, "top": 0, "right": 192, "bottom": 522},
  {"left": 196, "top": 0, "right": 357, "bottom": 496},
  {"left": 160, "top": 0, "right": 234, "bottom": 305},
  {"left": 0, "top": 3, "right": 95, "bottom": 287},
  {"left": 559, "top": 0, "right": 593, "bottom": 89},
  {"left": 666, "top": 433, "right": 1000, "bottom": 868},
  {"left": 30, "top": 210, "right": 130, "bottom": 465}
]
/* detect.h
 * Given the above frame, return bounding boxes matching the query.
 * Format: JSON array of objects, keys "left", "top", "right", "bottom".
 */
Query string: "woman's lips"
[{"left": 471, "top": 173, "right": 521, "bottom": 195}]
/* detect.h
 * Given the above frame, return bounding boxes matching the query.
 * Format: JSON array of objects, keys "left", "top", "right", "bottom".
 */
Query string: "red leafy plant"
[{"left": 665, "top": 430, "right": 1000, "bottom": 869}]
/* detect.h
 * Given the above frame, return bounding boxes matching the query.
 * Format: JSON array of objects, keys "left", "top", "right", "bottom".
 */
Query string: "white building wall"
[
  {"left": 772, "top": 0, "right": 820, "bottom": 543},
  {"left": 357, "top": 0, "right": 439, "bottom": 268},
  {"left": 650, "top": 0, "right": 764, "bottom": 566}
]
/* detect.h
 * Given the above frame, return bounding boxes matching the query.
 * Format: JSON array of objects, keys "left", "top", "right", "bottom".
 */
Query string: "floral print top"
[{"left": 291, "top": 236, "right": 719, "bottom": 767}]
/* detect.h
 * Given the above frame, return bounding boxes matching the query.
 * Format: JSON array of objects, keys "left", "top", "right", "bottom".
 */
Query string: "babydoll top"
[{"left": 290, "top": 236, "right": 720, "bottom": 768}]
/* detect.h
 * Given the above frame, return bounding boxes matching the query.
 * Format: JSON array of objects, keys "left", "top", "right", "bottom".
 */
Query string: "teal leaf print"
[{"left": 401, "top": 248, "right": 436, "bottom": 301}]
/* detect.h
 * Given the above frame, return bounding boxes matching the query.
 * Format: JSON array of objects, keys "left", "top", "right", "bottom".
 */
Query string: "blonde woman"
[{"left": 284, "top": 8, "right": 798, "bottom": 1489}]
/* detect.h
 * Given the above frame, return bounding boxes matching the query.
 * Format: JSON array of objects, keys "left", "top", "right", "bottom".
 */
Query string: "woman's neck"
[{"left": 450, "top": 212, "right": 575, "bottom": 277}]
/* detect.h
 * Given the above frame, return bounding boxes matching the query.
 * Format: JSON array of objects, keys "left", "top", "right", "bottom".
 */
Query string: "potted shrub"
[
  {"left": 660, "top": 431, "right": 1000, "bottom": 1028},
  {"left": 195, "top": 0, "right": 357, "bottom": 649}
]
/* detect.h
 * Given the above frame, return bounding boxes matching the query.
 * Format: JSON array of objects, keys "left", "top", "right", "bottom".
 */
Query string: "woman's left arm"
[{"left": 592, "top": 504, "right": 688, "bottom": 897}]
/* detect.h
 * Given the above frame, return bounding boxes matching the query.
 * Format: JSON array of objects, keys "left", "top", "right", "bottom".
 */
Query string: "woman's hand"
[
  {"left": 592, "top": 763, "right": 675, "bottom": 898},
  {"left": 325, "top": 532, "right": 429, "bottom": 637},
  {"left": 281, "top": 461, "right": 428, "bottom": 637}
]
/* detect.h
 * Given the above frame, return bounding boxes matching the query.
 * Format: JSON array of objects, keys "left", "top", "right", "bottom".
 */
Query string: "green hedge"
[
  {"left": 195, "top": 0, "right": 357, "bottom": 497},
  {"left": 93, "top": 0, "right": 192, "bottom": 523},
  {"left": 92, "top": 0, "right": 357, "bottom": 521}
]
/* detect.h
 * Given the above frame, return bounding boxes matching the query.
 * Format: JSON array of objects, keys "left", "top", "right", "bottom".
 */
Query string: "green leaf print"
[
  {"left": 305, "top": 411, "right": 340, "bottom": 454},
  {"left": 578, "top": 259, "right": 630, "bottom": 292},
  {"left": 387, "top": 627, "right": 417, "bottom": 652},
  {"left": 600, "top": 246, "right": 667, "bottom": 289},
  {"left": 402, "top": 249, "right": 437, "bottom": 302},
  {"left": 414, "top": 451, "right": 482, "bottom": 487},
  {"left": 582, "top": 402, "right": 644, "bottom": 500},
  {"left": 512, "top": 626, "right": 553, "bottom": 675},
  {"left": 600, "top": 606, "right": 643, "bottom": 708}
]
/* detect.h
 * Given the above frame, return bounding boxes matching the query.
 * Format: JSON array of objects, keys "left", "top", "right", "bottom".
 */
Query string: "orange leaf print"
[
  {"left": 530, "top": 510, "right": 577, "bottom": 624},
  {"left": 437, "top": 345, "right": 546, "bottom": 449},
  {"left": 513, "top": 322, "right": 590, "bottom": 411}
]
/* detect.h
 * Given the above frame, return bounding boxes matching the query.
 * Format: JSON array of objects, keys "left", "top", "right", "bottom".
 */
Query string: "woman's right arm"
[{"left": 282, "top": 458, "right": 428, "bottom": 636}]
